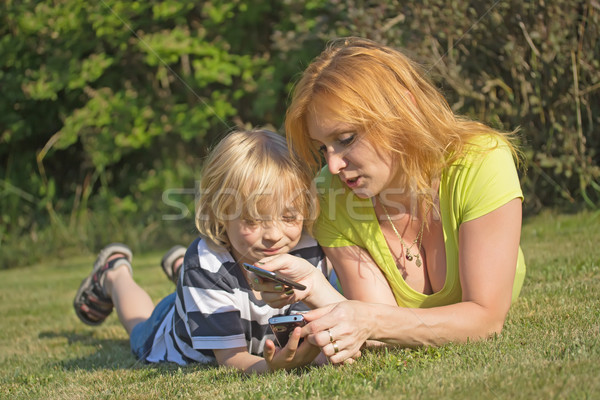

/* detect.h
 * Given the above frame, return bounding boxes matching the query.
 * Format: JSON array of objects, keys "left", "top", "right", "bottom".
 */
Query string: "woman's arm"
[
  {"left": 303, "top": 198, "right": 522, "bottom": 362},
  {"left": 322, "top": 245, "right": 397, "bottom": 306}
]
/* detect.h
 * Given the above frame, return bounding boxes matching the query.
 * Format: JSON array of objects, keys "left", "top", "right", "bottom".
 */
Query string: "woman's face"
[{"left": 306, "top": 97, "right": 396, "bottom": 199}]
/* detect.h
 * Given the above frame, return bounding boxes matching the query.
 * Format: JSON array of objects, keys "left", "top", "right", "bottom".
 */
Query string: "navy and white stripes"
[{"left": 145, "top": 233, "right": 324, "bottom": 365}]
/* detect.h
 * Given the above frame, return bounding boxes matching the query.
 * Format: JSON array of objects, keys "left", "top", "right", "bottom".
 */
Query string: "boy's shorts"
[{"left": 130, "top": 292, "right": 176, "bottom": 360}]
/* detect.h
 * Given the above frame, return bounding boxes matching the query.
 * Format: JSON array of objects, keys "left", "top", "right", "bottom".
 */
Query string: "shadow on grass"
[
  {"left": 37, "top": 330, "right": 328, "bottom": 381},
  {"left": 38, "top": 330, "right": 217, "bottom": 374}
]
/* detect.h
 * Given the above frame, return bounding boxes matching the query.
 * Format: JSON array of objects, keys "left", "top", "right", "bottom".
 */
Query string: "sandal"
[
  {"left": 161, "top": 245, "right": 186, "bottom": 284},
  {"left": 73, "top": 243, "right": 133, "bottom": 326}
]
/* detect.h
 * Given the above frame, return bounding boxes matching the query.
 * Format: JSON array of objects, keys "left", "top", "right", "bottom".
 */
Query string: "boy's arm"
[
  {"left": 213, "top": 328, "right": 322, "bottom": 373},
  {"left": 214, "top": 347, "right": 270, "bottom": 373}
]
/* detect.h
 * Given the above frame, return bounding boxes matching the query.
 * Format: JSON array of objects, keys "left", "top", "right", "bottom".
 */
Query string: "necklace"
[{"left": 379, "top": 198, "right": 425, "bottom": 268}]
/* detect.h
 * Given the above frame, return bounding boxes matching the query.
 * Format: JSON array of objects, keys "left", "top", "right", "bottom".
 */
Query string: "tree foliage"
[{"left": 1, "top": 0, "right": 598, "bottom": 267}]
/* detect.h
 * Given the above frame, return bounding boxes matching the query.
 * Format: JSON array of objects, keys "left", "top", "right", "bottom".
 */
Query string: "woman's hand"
[
  {"left": 301, "top": 301, "right": 373, "bottom": 364},
  {"left": 263, "top": 327, "right": 322, "bottom": 371},
  {"left": 250, "top": 254, "right": 344, "bottom": 308}
]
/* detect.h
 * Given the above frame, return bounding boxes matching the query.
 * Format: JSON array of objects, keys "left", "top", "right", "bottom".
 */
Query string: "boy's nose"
[{"left": 263, "top": 221, "right": 284, "bottom": 243}]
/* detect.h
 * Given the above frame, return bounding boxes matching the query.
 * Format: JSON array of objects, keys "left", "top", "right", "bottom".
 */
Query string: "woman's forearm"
[
  {"left": 303, "top": 269, "right": 347, "bottom": 308},
  {"left": 365, "top": 300, "right": 507, "bottom": 347}
]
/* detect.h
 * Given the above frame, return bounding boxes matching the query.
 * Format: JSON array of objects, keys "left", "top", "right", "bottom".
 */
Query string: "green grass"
[{"left": 1, "top": 209, "right": 599, "bottom": 399}]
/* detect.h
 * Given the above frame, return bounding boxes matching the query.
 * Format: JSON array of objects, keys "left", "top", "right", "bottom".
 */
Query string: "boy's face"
[{"left": 226, "top": 211, "right": 304, "bottom": 265}]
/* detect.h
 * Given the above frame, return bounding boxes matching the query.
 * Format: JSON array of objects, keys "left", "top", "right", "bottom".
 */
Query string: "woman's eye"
[{"left": 339, "top": 135, "right": 356, "bottom": 146}]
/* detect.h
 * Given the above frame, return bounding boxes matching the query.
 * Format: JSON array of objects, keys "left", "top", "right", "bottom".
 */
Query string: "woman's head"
[
  {"left": 195, "top": 129, "right": 317, "bottom": 255},
  {"left": 286, "top": 37, "right": 500, "bottom": 200}
]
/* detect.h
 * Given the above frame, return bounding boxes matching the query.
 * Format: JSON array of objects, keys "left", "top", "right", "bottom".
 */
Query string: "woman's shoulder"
[{"left": 455, "top": 134, "right": 516, "bottom": 167}]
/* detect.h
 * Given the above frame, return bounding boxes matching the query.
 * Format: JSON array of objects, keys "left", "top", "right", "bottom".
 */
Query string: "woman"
[{"left": 252, "top": 37, "right": 525, "bottom": 364}]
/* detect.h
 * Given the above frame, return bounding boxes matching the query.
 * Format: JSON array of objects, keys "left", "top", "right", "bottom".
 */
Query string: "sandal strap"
[
  {"left": 94, "top": 257, "right": 132, "bottom": 299},
  {"left": 161, "top": 245, "right": 186, "bottom": 284},
  {"left": 73, "top": 244, "right": 133, "bottom": 326}
]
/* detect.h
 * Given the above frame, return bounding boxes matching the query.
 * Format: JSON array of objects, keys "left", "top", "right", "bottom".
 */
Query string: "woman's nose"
[{"left": 326, "top": 152, "right": 348, "bottom": 175}]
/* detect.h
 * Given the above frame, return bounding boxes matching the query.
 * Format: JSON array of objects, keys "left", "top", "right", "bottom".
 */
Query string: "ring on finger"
[
  {"left": 327, "top": 329, "right": 334, "bottom": 343},
  {"left": 332, "top": 341, "right": 340, "bottom": 354}
]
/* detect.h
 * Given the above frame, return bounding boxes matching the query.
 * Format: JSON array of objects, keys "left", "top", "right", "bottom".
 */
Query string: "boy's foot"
[
  {"left": 161, "top": 245, "right": 186, "bottom": 284},
  {"left": 73, "top": 243, "right": 133, "bottom": 326}
]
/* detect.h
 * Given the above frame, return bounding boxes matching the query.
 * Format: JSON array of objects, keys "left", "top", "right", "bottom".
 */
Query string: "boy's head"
[{"left": 195, "top": 129, "right": 317, "bottom": 256}]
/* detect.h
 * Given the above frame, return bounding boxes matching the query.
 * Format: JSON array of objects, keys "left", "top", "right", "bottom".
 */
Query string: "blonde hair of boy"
[
  {"left": 195, "top": 129, "right": 318, "bottom": 251},
  {"left": 285, "top": 37, "right": 519, "bottom": 217}
]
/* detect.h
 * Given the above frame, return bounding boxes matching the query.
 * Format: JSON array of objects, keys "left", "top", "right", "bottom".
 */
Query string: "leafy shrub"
[{"left": 1, "top": 0, "right": 598, "bottom": 267}]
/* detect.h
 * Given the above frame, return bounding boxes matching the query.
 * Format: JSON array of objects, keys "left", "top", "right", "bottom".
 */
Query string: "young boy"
[{"left": 73, "top": 129, "right": 326, "bottom": 373}]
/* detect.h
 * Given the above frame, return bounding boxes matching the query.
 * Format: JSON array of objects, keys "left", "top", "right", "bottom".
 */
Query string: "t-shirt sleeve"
[
  {"left": 314, "top": 173, "right": 358, "bottom": 248},
  {"left": 180, "top": 245, "right": 247, "bottom": 350},
  {"left": 314, "top": 203, "right": 356, "bottom": 248},
  {"left": 456, "top": 142, "right": 523, "bottom": 223}
]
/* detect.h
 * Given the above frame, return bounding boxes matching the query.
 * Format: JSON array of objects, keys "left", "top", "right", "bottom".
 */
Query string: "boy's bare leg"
[{"left": 103, "top": 254, "right": 155, "bottom": 335}]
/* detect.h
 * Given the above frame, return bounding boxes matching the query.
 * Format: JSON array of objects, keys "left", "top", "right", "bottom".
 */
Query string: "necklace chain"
[{"left": 379, "top": 198, "right": 425, "bottom": 268}]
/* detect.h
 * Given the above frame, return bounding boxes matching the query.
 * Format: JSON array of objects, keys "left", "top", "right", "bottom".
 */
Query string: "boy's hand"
[{"left": 263, "top": 327, "right": 321, "bottom": 370}]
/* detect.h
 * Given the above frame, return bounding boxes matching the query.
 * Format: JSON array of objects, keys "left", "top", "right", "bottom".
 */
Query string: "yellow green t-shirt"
[{"left": 314, "top": 136, "right": 526, "bottom": 308}]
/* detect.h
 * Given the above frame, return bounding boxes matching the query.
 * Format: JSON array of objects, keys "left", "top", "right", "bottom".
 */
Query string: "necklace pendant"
[
  {"left": 405, "top": 254, "right": 413, "bottom": 261},
  {"left": 415, "top": 257, "right": 422, "bottom": 268}
]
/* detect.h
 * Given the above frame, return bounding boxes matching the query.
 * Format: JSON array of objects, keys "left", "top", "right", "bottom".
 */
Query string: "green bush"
[
  {"left": 271, "top": 0, "right": 600, "bottom": 211},
  {"left": 1, "top": 0, "right": 598, "bottom": 268}
]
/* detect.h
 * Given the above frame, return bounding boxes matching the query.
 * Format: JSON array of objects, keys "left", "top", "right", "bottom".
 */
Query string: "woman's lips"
[{"left": 345, "top": 176, "right": 361, "bottom": 188}]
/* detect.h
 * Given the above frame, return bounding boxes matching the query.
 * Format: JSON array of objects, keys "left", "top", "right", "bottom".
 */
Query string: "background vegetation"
[{"left": 1, "top": 0, "right": 599, "bottom": 268}]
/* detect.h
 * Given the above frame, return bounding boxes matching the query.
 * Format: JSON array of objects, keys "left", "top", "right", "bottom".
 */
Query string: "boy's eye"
[
  {"left": 282, "top": 215, "right": 298, "bottom": 223},
  {"left": 243, "top": 219, "right": 259, "bottom": 226}
]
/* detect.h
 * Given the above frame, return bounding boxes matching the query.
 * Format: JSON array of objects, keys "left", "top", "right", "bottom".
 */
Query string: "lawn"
[{"left": 1, "top": 209, "right": 599, "bottom": 399}]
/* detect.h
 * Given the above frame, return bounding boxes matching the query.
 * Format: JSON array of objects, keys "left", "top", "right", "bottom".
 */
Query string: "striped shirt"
[{"left": 145, "top": 233, "right": 325, "bottom": 365}]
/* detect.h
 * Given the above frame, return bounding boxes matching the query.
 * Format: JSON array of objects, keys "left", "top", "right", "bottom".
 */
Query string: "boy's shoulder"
[
  {"left": 184, "top": 237, "right": 235, "bottom": 270},
  {"left": 181, "top": 237, "right": 241, "bottom": 292},
  {"left": 289, "top": 232, "right": 324, "bottom": 268}
]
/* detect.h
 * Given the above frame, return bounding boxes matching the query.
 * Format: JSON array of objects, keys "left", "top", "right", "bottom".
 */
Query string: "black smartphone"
[
  {"left": 243, "top": 263, "right": 306, "bottom": 291},
  {"left": 268, "top": 314, "right": 306, "bottom": 347}
]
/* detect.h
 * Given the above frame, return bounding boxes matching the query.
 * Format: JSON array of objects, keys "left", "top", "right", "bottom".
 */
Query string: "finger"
[
  {"left": 327, "top": 344, "right": 362, "bottom": 365},
  {"left": 248, "top": 273, "right": 285, "bottom": 292},
  {"left": 297, "top": 339, "right": 323, "bottom": 361},
  {"left": 306, "top": 326, "right": 335, "bottom": 348},
  {"left": 300, "top": 305, "right": 339, "bottom": 345},
  {"left": 255, "top": 255, "right": 285, "bottom": 271},
  {"left": 263, "top": 339, "right": 276, "bottom": 363},
  {"left": 279, "top": 327, "right": 302, "bottom": 361},
  {"left": 342, "top": 357, "right": 354, "bottom": 365},
  {"left": 246, "top": 272, "right": 263, "bottom": 289},
  {"left": 301, "top": 303, "right": 337, "bottom": 324},
  {"left": 260, "top": 292, "right": 295, "bottom": 309}
]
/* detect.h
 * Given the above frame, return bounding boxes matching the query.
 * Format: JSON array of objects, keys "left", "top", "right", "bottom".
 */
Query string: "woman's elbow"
[{"left": 469, "top": 301, "right": 510, "bottom": 340}]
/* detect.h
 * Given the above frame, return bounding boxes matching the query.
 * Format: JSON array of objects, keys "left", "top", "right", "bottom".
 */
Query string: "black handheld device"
[
  {"left": 268, "top": 314, "right": 306, "bottom": 347},
  {"left": 243, "top": 263, "right": 306, "bottom": 291}
]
